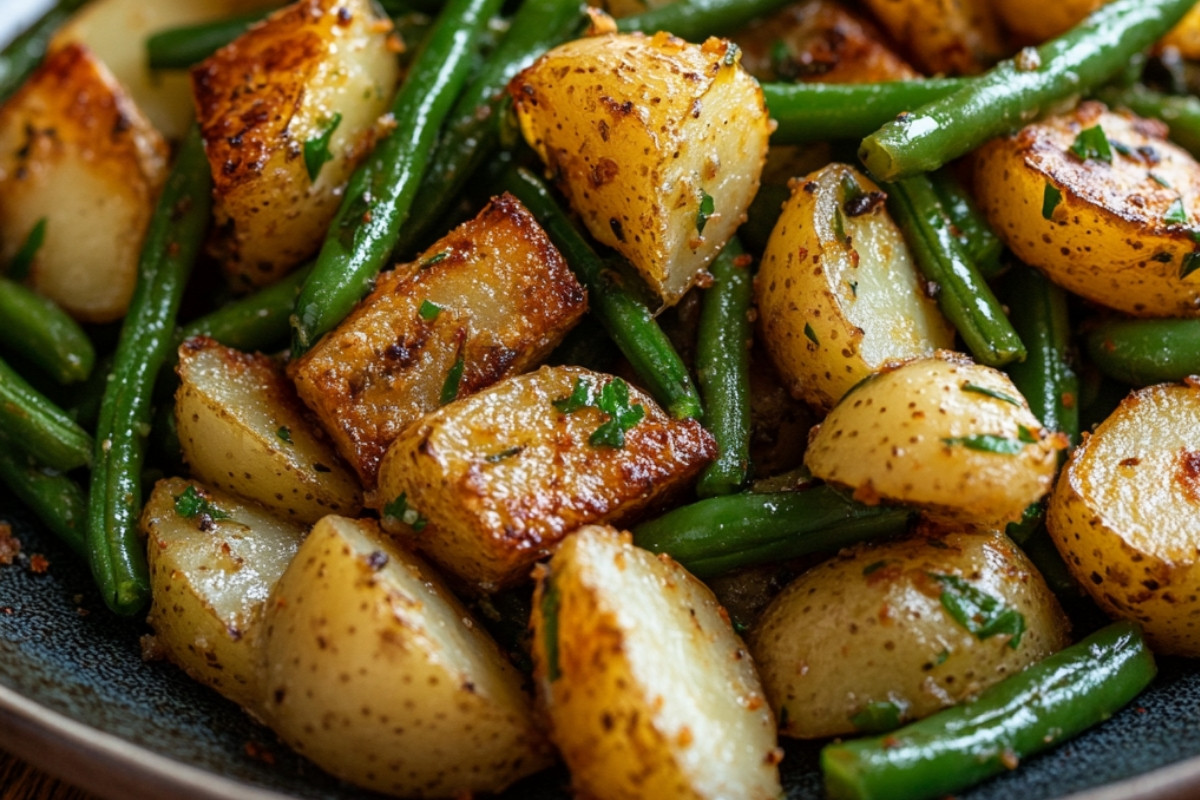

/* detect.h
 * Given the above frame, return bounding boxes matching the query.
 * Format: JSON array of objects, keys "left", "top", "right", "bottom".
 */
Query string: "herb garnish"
[
  {"left": 804, "top": 322, "right": 820, "bottom": 345},
  {"left": 276, "top": 426, "right": 293, "bottom": 444},
  {"left": 383, "top": 493, "right": 428, "bottom": 531},
  {"left": 418, "top": 299, "right": 442, "bottom": 321},
  {"left": 485, "top": 446, "right": 522, "bottom": 463},
  {"left": 1042, "top": 184, "right": 1061, "bottom": 220},
  {"left": 174, "top": 485, "right": 230, "bottom": 522},
  {"left": 440, "top": 356, "right": 465, "bottom": 405},
  {"left": 421, "top": 251, "right": 449, "bottom": 269},
  {"left": 7, "top": 217, "right": 46, "bottom": 281},
  {"left": 1182, "top": 251, "right": 1200, "bottom": 279},
  {"left": 1164, "top": 198, "right": 1189, "bottom": 226},
  {"left": 552, "top": 376, "right": 644, "bottom": 448},
  {"left": 303, "top": 113, "right": 342, "bottom": 182},
  {"left": 1070, "top": 125, "right": 1112, "bottom": 163},
  {"left": 940, "top": 434, "right": 1025, "bottom": 455},
  {"left": 929, "top": 572, "right": 1026, "bottom": 648},
  {"left": 696, "top": 190, "right": 715, "bottom": 234},
  {"left": 962, "top": 383, "right": 1020, "bottom": 405}
]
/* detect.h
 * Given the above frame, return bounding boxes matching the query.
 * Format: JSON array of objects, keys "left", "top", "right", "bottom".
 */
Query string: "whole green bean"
[
  {"left": 0, "top": 430, "right": 87, "bottom": 558},
  {"left": 146, "top": 9, "right": 271, "bottom": 70},
  {"left": 618, "top": 0, "right": 794, "bottom": 41},
  {"left": 1085, "top": 317, "right": 1200, "bottom": 386},
  {"left": 0, "top": 0, "right": 89, "bottom": 104},
  {"left": 822, "top": 621, "right": 1156, "bottom": 800},
  {"left": 291, "top": 0, "right": 503, "bottom": 355},
  {"left": 0, "top": 356, "right": 92, "bottom": 473},
  {"left": 500, "top": 166, "right": 703, "bottom": 420},
  {"left": 0, "top": 276, "right": 95, "bottom": 384},
  {"left": 1096, "top": 85, "right": 1200, "bottom": 161},
  {"left": 927, "top": 169, "right": 1005, "bottom": 280},
  {"left": 859, "top": 0, "right": 1197, "bottom": 180},
  {"left": 88, "top": 125, "right": 212, "bottom": 616},
  {"left": 177, "top": 262, "right": 313, "bottom": 356}
]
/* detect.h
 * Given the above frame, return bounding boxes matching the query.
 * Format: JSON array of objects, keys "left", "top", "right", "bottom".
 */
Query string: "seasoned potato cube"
[
  {"left": 0, "top": 43, "right": 167, "bottom": 323},
  {"left": 260, "top": 515, "right": 552, "bottom": 797},
  {"left": 756, "top": 163, "right": 954, "bottom": 411},
  {"left": 989, "top": 0, "right": 1101, "bottom": 45},
  {"left": 974, "top": 102, "right": 1200, "bottom": 317},
  {"left": 859, "top": 0, "right": 1003, "bottom": 75},
  {"left": 530, "top": 525, "right": 782, "bottom": 800},
  {"left": 176, "top": 337, "right": 362, "bottom": 524},
  {"left": 376, "top": 365, "right": 716, "bottom": 591},
  {"left": 192, "top": 0, "right": 399, "bottom": 289},
  {"left": 1048, "top": 382, "right": 1200, "bottom": 656},
  {"left": 290, "top": 193, "right": 587, "bottom": 489},
  {"left": 510, "top": 32, "right": 770, "bottom": 308},
  {"left": 750, "top": 524, "right": 1070, "bottom": 739},
  {"left": 143, "top": 477, "right": 305, "bottom": 711}
]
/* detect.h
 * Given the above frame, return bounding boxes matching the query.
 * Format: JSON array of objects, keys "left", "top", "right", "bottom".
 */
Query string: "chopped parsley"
[
  {"left": 862, "top": 560, "right": 890, "bottom": 576},
  {"left": 1042, "top": 183, "right": 1062, "bottom": 220},
  {"left": 1070, "top": 125, "right": 1112, "bottom": 164},
  {"left": 962, "top": 383, "right": 1020, "bottom": 406},
  {"left": 935, "top": 648, "right": 950, "bottom": 666},
  {"left": 440, "top": 356, "right": 465, "bottom": 405},
  {"left": 928, "top": 572, "right": 1026, "bottom": 648},
  {"left": 1182, "top": 251, "right": 1200, "bottom": 280},
  {"left": 940, "top": 434, "right": 1025, "bottom": 455},
  {"left": 303, "top": 112, "right": 342, "bottom": 182},
  {"left": 541, "top": 575, "right": 562, "bottom": 682},
  {"left": 1164, "top": 197, "right": 1189, "bottom": 226},
  {"left": 850, "top": 701, "right": 903, "bottom": 734},
  {"left": 418, "top": 299, "right": 442, "bottom": 321},
  {"left": 485, "top": 446, "right": 522, "bottom": 463},
  {"left": 174, "top": 485, "right": 230, "bottom": 522},
  {"left": 1017, "top": 424, "right": 1039, "bottom": 444},
  {"left": 7, "top": 217, "right": 46, "bottom": 280},
  {"left": 552, "top": 376, "right": 644, "bottom": 448},
  {"left": 804, "top": 322, "right": 820, "bottom": 345},
  {"left": 276, "top": 426, "right": 293, "bottom": 444},
  {"left": 552, "top": 378, "right": 595, "bottom": 413},
  {"left": 1150, "top": 172, "right": 1172, "bottom": 188},
  {"left": 696, "top": 190, "right": 715, "bottom": 235},
  {"left": 421, "top": 251, "right": 448, "bottom": 269},
  {"left": 383, "top": 493, "right": 428, "bottom": 531}
]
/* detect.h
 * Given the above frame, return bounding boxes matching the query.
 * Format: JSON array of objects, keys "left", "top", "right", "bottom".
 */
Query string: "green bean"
[
  {"left": 617, "top": 0, "right": 793, "bottom": 41},
  {"left": 886, "top": 174, "right": 1026, "bottom": 366},
  {"left": 1085, "top": 317, "right": 1200, "bottom": 386},
  {"left": 177, "top": 262, "right": 312, "bottom": 356},
  {"left": 822, "top": 621, "right": 1156, "bottom": 800},
  {"left": 0, "top": 276, "right": 95, "bottom": 384},
  {"left": 694, "top": 238, "right": 752, "bottom": 497},
  {"left": 500, "top": 165, "right": 703, "bottom": 420},
  {"left": 291, "top": 0, "right": 502, "bottom": 355},
  {"left": 0, "top": 430, "right": 87, "bottom": 558},
  {"left": 0, "top": 0, "right": 89, "bottom": 104},
  {"left": 88, "top": 125, "right": 212, "bottom": 616},
  {"left": 145, "top": 9, "right": 270, "bottom": 70},
  {"left": 859, "top": 0, "right": 1197, "bottom": 180},
  {"left": 927, "top": 169, "right": 1004, "bottom": 280},
  {"left": 1096, "top": 84, "right": 1200, "bottom": 161},
  {"left": 739, "top": 182, "right": 789, "bottom": 254},
  {"left": 0, "top": 356, "right": 92, "bottom": 472},
  {"left": 632, "top": 486, "right": 914, "bottom": 578}
]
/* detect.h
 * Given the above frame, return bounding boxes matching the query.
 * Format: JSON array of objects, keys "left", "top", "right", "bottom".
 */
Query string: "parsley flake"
[
  {"left": 440, "top": 356, "right": 465, "bottom": 405},
  {"left": 928, "top": 572, "right": 1026, "bottom": 648},
  {"left": 552, "top": 377, "right": 595, "bottom": 414},
  {"left": 941, "top": 434, "right": 1024, "bottom": 455},
  {"left": 850, "top": 701, "right": 903, "bottom": 734},
  {"left": 421, "top": 251, "right": 448, "bottom": 269},
  {"left": 862, "top": 560, "right": 890, "bottom": 576},
  {"left": 485, "top": 446, "right": 522, "bottom": 463},
  {"left": 1182, "top": 251, "right": 1200, "bottom": 280},
  {"left": 962, "top": 383, "right": 1020, "bottom": 405},
  {"left": 174, "top": 485, "right": 230, "bottom": 522},
  {"left": 1165, "top": 197, "right": 1189, "bottom": 226},
  {"left": 590, "top": 378, "right": 645, "bottom": 448},
  {"left": 1070, "top": 125, "right": 1112, "bottom": 164},
  {"left": 276, "top": 426, "right": 293, "bottom": 444},
  {"left": 1017, "top": 424, "right": 1039, "bottom": 444},
  {"left": 804, "top": 322, "right": 820, "bottom": 345},
  {"left": 1042, "top": 183, "right": 1062, "bottom": 220},
  {"left": 1150, "top": 172, "right": 1172, "bottom": 188},
  {"left": 418, "top": 299, "right": 442, "bottom": 321},
  {"left": 383, "top": 493, "right": 428, "bottom": 531},
  {"left": 696, "top": 190, "right": 715, "bottom": 234},
  {"left": 303, "top": 112, "right": 342, "bottom": 182}
]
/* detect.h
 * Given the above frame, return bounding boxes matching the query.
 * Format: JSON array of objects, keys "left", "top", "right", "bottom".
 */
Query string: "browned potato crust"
[{"left": 859, "top": 0, "right": 1003, "bottom": 75}]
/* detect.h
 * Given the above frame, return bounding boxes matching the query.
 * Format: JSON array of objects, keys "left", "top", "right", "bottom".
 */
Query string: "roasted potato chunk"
[
  {"left": 511, "top": 32, "right": 769, "bottom": 308},
  {"left": 974, "top": 102, "right": 1200, "bottom": 317},
  {"left": 291, "top": 193, "right": 587, "bottom": 489},
  {"left": 859, "top": 0, "right": 1002, "bottom": 75},
  {"left": 756, "top": 164, "right": 954, "bottom": 411},
  {"left": 531, "top": 525, "right": 782, "bottom": 800},
  {"left": 376, "top": 365, "right": 716, "bottom": 591},
  {"left": 143, "top": 477, "right": 305, "bottom": 711},
  {"left": 260, "top": 515, "right": 552, "bottom": 797},
  {"left": 0, "top": 43, "right": 167, "bottom": 322},
  {"left": 176, "top": 337, "right": 361, "bottom": 524},
  {"left": 990, "top": 0, "right": 1101, "bottom": 45},
  {"left": 192, "top": 0, "right": 399, "bottom": 289}
]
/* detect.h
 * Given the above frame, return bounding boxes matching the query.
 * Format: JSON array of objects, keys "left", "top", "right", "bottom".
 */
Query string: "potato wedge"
[
  {"left": 1048, "top": 382, "right": 1200, "bottom": 656},
  {"left": 756, "top": 164, "right": 954, "bottom": 411},
  {"left": 376, "top": 365, "right": 715, "bottom": 591},
  {"left": 510, "top": 32, "right": 769, "bottom": 308},
  {"left": 260, "top": 515, "right": 551, "bottom": 797},
  {"left": 804, "top": 354, "right": 1063, "bottom": 527},
  {"left": 143, "top": 477, "right": 305, "bottom": 711},
  {"left": 290, "top": 193, "right": 587, "bottom": 489},
  {"left": 974, "top": 102, "right": 1200, "bottom": 317},
  {"left": 192, "top": 0, "right": 399, "bottom": 289},
  {"left": 176, "top": 337, "right": 362, "bottom": 524},
  {"left": 531, "top": 525, "right": 782, "bottom": 800},
  {"left": 859, "top": 0, "right": 1003, "bottom": 75},
  {"left": 749, "top": 524, "right": 1070, "bottom": 739},
  {"left": 0, "top": 43, "right": 167, "bottom": 323}
]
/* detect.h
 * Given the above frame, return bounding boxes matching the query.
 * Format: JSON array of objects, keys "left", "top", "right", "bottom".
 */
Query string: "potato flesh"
[
  {"left": 511, "top": 32, "right": 769, "bottom": 309},
  {"left": 376, "top": 365, "right": 716, "bottom": 590},
  {"left": 0, "top": 43, "right": 167, "bottom": 323},
  {"left": 532, "top": 526, "right": 782, "bottom": 800},
  {"left": 260, "top": 516, "right": 550, "bottom": 797},
  {"left": 1048, "top": 383, "right": 1200, "bottom": 655},
  {"left": 192, "top": 0, "right": 399, "bottom": 289},
  {"left": 859, "top": 0, "right": 1002, "bottom": 75}
]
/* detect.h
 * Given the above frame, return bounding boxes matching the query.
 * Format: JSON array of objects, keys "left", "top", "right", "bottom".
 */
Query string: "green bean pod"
[
  {"left": 291, "top": 0, "right": 503, "bottom": 355},
  {"left": 87, "top": 125, "right": 212, "bottom": 616},
  {"left": 177, "top": 262, "right": 313, "bottom": 356},
  {"left": 0, "top": 0, "right": 89, "bottom": 104},
  {"left": 859, "top": 0, "right": 1197, "bottom": 180},
  {"left": 822, "top": 621, "right": 1156, "bottom": 800},
  {"left": 145, "top": 9, "right": 270, "bottom": 70},
  {"left": 1085, "top": 317, "right": 1200, "bottom": 386},
  {"left": 0, "top": 430, "right": 87, "bottom": 558},
  {"left": 927, "top": 169, "right": 1005, "bottom": 280},
  {"left": 0, "top": 276, "right": 95, "bottom": 384},
  {"left": 0, "top": 356, "right": 92, "bottom": 472},
  {"left": 618, "top": 0, "right": 794, "bottom": 41},
  {"left": 1096, "top": 85, "right": 1200, "bottom": 160}
]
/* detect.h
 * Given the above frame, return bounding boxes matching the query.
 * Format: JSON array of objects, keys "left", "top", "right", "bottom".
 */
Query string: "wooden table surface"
[{"left": 0, "top": 749, "right": 97, "bottom": 800}]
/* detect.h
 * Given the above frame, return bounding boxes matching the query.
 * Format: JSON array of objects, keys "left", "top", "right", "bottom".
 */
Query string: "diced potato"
[
  {"left": 750, "top": 524, "right": 1070, "bottom": 739},
  {"left": 804, "top": 354, "right": 1064, "bottom": 527},
  {"left": 1048, "top": 382, "right": 1200, "bottom": 656},
  {"left": 990, "top": 0, "right": 1101, "bottom": 45},
  {"left": 143, "top": 477, "right": 305, "bottom": 711},
  {"left": 756, "top": 163, "right": 954, "bottom": 411},
  {"left": 290, "top": 193, "right": 587, "bottom": 489},
  {"left": 510, "top": 32, "right": 770, "bottom": 308},
  {"left": 531, "top": 525, "right": 782, "bottom": 800},
  {"left": 0, "top": 43, "right": 167, "bottom": 323},
  {"left": 590, "top": 0, "right": 674, "bottom": 18},
  {"left": 260, "top": 515, "right": 552, "bottom": 797},
  {"left": 859, "top": 0, "right": 1003, "bottom": 75},
  {"left": 973, "top": 102, "right": 1200, "bottom": 317},
  {"left": 376, "top": 365, "right": 716, "bottom": 591},
  {"left": 176, "top": 337, "right": 362, "bottom": 524},
  {"left": 192, "top": 0, "right": 399, "bottom": 289}
]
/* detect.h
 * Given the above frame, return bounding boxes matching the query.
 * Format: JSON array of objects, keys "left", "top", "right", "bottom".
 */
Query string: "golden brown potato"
[
  {"left": 750, "top": 525, "right": 1070, "bottom": 739},
  {"left": 291, "top": 193, "right": 587, "bottom": 489},
  {"left": 1161, "top": 3, "right": 1200, "bottom": 60},
  {"left": 859, "top": 0, "right": 1003, "bottom": 75},
  {"left": 756, "top": 163, "right": 954, "bottom": 411},
  {"left": 990, "top": 0, "right": 1101, "bottom": 45},
  {"left": 531, "top": 525, "right": 782, "bottom": 800},
  {"left": 376, "top": 365, "right": 716, "bottom": 591},
  {"left": 974, "top": 102, "right": 1200, "bottom": 317},
  {"left": 511, "top": 32, "right": 770, "bottom": 308},
  {"left": 192, "top": 0, "right": 399, "bottom": 289},
  {"left": 0, "top": 43, "right": 167, "bottom": 322},
  {"left": 1048, "top": 382, "right": 1200, "bottom": 656}
]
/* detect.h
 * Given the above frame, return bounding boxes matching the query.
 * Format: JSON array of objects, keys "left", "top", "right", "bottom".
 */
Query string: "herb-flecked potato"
[
  {"left": 973, "top": 102, "right": 1200, "bottom": 317},
  {"left": 804, "top": 354, "right": 1063, "bottom": 527},
  {"left": 755, "top": 163, "right": 954, "bottom": 411},
  {"left": 989, "top": 0, "right": 1102, "bottom": 45},
  {"left": 1047, "top": 382, "right": 1200, "bottom": 656},
  {"left": 531, "top": 525, "right": 782, "bottom": 800},
  {"left": 858, "top": 0, "right": 1003, "bottom": 75},
  {"left": 259, "top": 515, "right": 552, "bottom": 798},
  {"left": 749, "top": 525, "right": 1070, "bottom": 739}
]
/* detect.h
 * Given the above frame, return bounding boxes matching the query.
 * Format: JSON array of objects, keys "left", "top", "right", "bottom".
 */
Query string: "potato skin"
[
  {"left": 974, "top": 102, "right": 1200, "bottom": 317},
  {"left": 1048, "top": 382, "right": 1200, "bottom": 656},
  {"left": 749, "top": 526, "right": 1070, "bottom": 739}
]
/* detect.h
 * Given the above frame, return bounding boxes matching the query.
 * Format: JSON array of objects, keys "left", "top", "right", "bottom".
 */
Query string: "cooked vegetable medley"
[{"left": 8, "top": 0, "right": 1200, "bottom": 797}]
